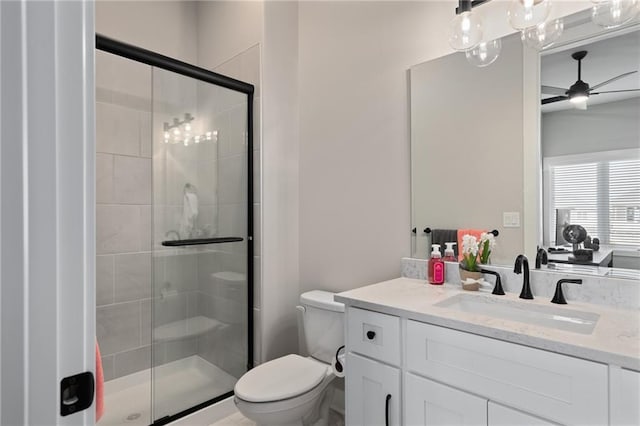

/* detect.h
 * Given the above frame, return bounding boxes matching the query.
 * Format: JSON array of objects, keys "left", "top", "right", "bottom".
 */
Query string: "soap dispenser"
[
  {"left": 443, "top": 242, "right": 457, "bottom": 262},
  {"left": 428, "top": 244, "right": 445, "bottom": 285}
]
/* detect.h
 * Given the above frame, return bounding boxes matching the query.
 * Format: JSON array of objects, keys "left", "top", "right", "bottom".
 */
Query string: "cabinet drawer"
[
  {"left": 347, "top": 307, "right": 401, "bottom": 366},
  {"left": 406, "top": 321, "right": 608, "bottom": 426}
]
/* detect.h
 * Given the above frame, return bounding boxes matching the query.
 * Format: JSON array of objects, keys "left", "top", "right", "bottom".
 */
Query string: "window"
[{"left": 543, "top": 149, "right": 640, "bottom": 248}]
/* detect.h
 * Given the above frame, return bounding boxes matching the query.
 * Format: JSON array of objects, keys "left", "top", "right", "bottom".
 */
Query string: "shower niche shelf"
[{"left": 154, "top": 316, "right": 228, "bottom": 341}]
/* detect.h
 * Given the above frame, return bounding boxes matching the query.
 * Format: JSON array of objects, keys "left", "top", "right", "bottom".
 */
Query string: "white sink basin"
[{"left": 435, "top": 294, "right": 599, "bottom": 335}]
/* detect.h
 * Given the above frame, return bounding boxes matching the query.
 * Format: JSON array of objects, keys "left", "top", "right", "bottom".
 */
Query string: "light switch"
[{"left": 503, "top": 212, "right": 520, "bottom": 228}]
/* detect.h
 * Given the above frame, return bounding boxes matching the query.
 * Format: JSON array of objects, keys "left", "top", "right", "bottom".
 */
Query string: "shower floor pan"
[{"left": 99, "top": 355, "right": 237, "bottom": 426}]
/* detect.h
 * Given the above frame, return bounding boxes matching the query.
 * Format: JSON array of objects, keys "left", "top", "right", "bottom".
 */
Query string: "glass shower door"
[{"left": 151, "top": 66, "right": 250, "bottom": 422}]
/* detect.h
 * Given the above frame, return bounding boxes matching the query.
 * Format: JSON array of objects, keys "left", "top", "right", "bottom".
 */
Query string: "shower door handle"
[{"left": 161, "top": 237, "right": 243, "bottom": 247}]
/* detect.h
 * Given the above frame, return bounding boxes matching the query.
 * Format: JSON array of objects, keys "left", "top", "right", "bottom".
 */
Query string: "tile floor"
[{"left": 210, "top": 409, "right": 345, "bottom": 426}]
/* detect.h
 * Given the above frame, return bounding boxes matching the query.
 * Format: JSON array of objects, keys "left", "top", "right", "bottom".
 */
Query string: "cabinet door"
[
  {"left": 610, "top": 367, "right": 640, "bottom": 426},
  {"left": 488, "top": 402, "right": 556, "bottom": 426},
  {"left": 405, "top": 373, "right": 487, "bottom": 426},
  {"left": 346, "top": 353, "right": 400, "bottom": 426}
]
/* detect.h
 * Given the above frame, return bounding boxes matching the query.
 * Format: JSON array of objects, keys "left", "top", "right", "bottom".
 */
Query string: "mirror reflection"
[
  {"left": 410, "top": 13, "right": 640, "bottom": 278},
  {"left": 541, "top": 28, "right": 640, "bottom": 271}
]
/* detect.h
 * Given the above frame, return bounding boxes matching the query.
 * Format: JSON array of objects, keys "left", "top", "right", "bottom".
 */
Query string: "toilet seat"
[{"left": 235, "top": 355, "right": 329, "bottom": 403}]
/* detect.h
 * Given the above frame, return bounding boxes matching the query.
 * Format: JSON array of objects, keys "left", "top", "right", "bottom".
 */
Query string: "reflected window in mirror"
[{"left": 540, "top": 27, "right": 640, "bottom": 268}]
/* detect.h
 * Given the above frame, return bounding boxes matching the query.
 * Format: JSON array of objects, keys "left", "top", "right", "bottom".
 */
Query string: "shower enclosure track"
[{"left": 96, "top": 33, "right": 254, "bottom": 426}]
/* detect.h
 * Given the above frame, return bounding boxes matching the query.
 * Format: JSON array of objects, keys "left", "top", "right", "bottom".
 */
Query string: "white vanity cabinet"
[
  {"left": 344, "top": 306, "right": 618, "bottom": 426},
  {"left": 405, "top": 373, "right": 486, "bottom": 426},
  {"left": 610, "top": 367, "right": 640, "bottom": 425},
  {"left": 346, "top": 352, "right": 401, "bottom": 426}
]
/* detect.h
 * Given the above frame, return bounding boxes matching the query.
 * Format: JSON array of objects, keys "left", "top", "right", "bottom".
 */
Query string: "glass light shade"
[
  {"left": 508, "top": 0, "right": 553, "bottom": 30},
  {"left": 449, "top": 11, "right": 483, "bottom": 51},
  {"left": 521, "top": 18, "right": 564, "bottom": 50},
  {"left": 591, "top": 0, "right": 638, "bottom": 28},
  {"left": 465, "top": 38, "right": 502, "bottom": 67},
  {"left": 570, "top": 94, "right": 589, "bottom": 104}
]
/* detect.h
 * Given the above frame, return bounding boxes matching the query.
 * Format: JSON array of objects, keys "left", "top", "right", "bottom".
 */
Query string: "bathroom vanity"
[{"left": 336, "top": 278, "right": 640, "bottom": 426}]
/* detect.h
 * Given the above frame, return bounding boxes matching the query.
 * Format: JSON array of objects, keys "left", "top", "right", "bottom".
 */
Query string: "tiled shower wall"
[{"left": 95, "top": 52, "right": 154, "bottom": 381}]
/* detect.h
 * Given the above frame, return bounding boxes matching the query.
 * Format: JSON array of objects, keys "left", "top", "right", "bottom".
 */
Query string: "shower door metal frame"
[{"left": 95, "top": 34, "right": 254, "bottom": 426}]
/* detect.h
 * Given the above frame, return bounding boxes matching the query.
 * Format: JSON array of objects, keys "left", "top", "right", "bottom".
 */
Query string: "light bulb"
[
  {"left": 508, "top": 0, "right": 552, "bottom": 30},
  {"left": 194, "top": 135, "right": 201, "bottom": 144},
  {"left": 521, "top": 18, "right": 564, "bottom": 50},
  {"left": 570, "top": 94, "right": 589, "bottom": 104},
  {"left": 205, "top": 131, "right": 212, "bottom": 141},
  {"left": 184, "top": 123, "right": 191, "bottom": 132},
  {"left": 592, "top": 0, "right": 638, "bottom": 28},
  {"left": 448, "top": 11, "right": 483, "bottom": 51},
  {"left": 184, "top": 139, "right": 189, "bottom": 146},
  {"left": 465, "top": 38, "right": 502, "bottom": 67},
  {"left": 173, "top": 128, "right": 180, "bottom": 136}
]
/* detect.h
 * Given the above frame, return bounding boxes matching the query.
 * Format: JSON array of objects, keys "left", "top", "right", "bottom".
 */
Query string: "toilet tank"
[{"left": 299, "top": 290, "right": 344, "bottom": 364}]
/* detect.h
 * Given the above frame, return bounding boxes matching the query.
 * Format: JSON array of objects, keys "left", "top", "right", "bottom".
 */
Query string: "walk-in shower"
[{"left": 95, "top": 35, "right": 253, "bottom": 425}]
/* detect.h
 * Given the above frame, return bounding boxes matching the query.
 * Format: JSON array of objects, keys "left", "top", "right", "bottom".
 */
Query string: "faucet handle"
[
  {"left": 551, "top": 279, "right": 583, "bottom": 304},
  {"left": 480, "top": 269, "right": 505, "bottom": 296}
]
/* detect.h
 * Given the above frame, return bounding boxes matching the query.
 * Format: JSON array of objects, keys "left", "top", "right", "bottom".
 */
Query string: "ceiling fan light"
[
  {"left": 569, "top": 94, "right": 589, "bottom": 104},
  {"left": 521, "top": 18, "right": 564, "bottom": 50},
  {"left": 591, "top": 0, "right": 638, "bottom": 28},
  {"left": 448, "top": 11, "right": 483, "bottom": 51},
  {"left": 508, "top": 0, "right": 553, "bottom": 30},
  {"left": 465, "top": 38, "right": 502, "bottom": 67}
]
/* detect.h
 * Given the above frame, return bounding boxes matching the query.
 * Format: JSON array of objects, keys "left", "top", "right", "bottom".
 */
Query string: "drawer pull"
[
  {"left": 385, "top": 394, "right": 391, "bottom": 426},
  {"left": 366, "top": 330, "right": 376, "bottom": 340}
]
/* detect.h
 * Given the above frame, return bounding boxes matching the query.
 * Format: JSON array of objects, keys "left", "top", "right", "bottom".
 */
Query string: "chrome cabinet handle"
[{"left": 385, "top": 394, "right": 391, "bottom": 426}]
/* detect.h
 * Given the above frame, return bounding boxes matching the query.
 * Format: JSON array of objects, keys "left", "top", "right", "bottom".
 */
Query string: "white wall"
[
  {"left": 297, "top": 0, "right": 592, "bottom": 293},
  {"left": 96, "top": 0, "right": 198, "bottom": 62},
  {"left": 542, "top": 97, "right": 640, "bottom": 157}
]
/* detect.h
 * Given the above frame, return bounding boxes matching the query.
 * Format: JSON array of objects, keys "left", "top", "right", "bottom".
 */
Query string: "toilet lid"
[{"left": 235, "top": 354, "right": 328, "bottom": 403}]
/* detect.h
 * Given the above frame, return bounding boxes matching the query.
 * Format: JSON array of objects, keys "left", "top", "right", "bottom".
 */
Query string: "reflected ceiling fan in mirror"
[{"left": 541, "top": 50, "right": 639, "bottom": 110}]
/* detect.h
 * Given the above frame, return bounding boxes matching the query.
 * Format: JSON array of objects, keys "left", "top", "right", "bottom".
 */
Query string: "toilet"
[{"left": 234, "top": 290, "right": 344, "bottom": 426}]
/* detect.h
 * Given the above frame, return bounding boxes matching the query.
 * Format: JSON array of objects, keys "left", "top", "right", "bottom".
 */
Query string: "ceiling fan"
[{"left": 541, "top": 50, "right": 639, "bottom": 110}]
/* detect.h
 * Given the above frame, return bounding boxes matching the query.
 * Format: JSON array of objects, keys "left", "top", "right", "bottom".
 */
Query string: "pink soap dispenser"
[
  {"left": 428, "top": 244, "right": 445, "bottom": 285},
  {"left": 443, "top": 242, "right": 457, "bottom": 262}
]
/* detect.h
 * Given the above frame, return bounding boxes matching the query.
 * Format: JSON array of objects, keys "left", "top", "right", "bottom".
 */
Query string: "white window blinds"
[{"left": 544, "top": 149, "right": 640, "bottom": 247}]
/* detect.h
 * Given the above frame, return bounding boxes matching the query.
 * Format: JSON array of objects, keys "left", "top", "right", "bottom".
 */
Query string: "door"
[
  {"left": 405, "top": 373, "right": 487, "bottom": 426},
  {"left": 346, "top": 353, "right": 400, "bottom": 426},
  {"left": 1, "top": 0, "right": 95, "bottom": 424},
  {"left": 488, "top": 402, "right": 557, "bottom": 425}
]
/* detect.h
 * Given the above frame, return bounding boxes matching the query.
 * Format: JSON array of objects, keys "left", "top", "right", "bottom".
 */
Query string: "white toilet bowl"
[
  {"left": 234, "top": 290, "right": 345, "bottom": 426},
  {"left": 234, "top": 355, "right": 336, "bottom": 426}
]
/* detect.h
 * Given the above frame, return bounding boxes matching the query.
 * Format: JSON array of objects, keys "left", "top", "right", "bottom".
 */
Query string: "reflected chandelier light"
[
  {"left": 163, "top": 113, "right": 218, "bottom": 147},
  {"left": 449, "top": 0, "right": 640, "bottom": 67}
]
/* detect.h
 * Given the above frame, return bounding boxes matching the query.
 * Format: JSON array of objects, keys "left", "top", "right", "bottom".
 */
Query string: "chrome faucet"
[
  {"left": 514, "top": 254, "right": 533, "bottom": 300},
  {"left": 535, "top": 247, "right": 548, "bottom": 269}
]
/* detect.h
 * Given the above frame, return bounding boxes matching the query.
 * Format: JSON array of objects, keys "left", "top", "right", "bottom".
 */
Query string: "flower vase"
[{"left": 459, "top": 266, "right": 482, "bottom": 291}]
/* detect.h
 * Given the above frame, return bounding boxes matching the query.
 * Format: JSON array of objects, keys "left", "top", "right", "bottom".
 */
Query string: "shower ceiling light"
[{"left": 163, "top": 114, "right": 217, "bottom": 146}]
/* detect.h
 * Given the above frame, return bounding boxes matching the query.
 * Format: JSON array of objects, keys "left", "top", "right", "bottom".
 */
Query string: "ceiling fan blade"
[
  {"left": 541, "top": 85, "right": 568, "bottom": 95},
  {"left": 541, "top": 96, "right": 569, "bottom": 105},
  {"left": 590, "top": 71, "right": 638, "bottom": 91},
  {"left": 591, "top": 89, "right": 640, "bottom": 95}
]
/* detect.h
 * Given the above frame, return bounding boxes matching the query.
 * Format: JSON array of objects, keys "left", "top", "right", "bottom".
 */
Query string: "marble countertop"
[{"left": 335, "top": 278, "right": 640, "bottom": 371}]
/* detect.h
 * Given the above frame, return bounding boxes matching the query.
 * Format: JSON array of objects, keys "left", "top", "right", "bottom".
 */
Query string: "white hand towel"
[{"left": 180, "top": 191, "right": 199, "bottom": 238}]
